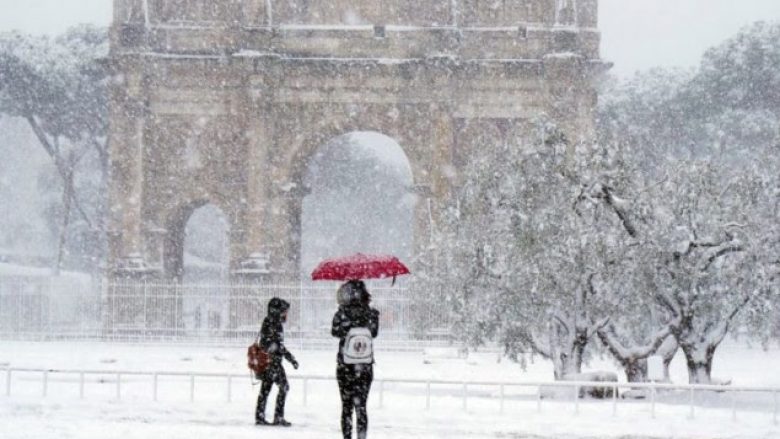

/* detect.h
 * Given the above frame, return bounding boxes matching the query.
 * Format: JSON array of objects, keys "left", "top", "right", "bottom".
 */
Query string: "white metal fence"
[
  {"left": 0, "top": 277, "right": 451, "bottom": 345},
  {"left": 0, "top": 276, "right": 100, "bottom": 339},
  {"left": 3, "top": 367, "right": 778, "bottom": 425}
]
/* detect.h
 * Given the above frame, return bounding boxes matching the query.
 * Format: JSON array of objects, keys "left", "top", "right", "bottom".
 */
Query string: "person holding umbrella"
[
  {"left": 312, "top": 253, "right": 409, "bottom": 439},
  {"left": 331, "top": 280, "right": 380, "bottom": 439}
]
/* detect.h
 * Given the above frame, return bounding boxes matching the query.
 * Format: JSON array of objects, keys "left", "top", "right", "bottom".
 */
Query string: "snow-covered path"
[
  {"left": 2, "top": 398, "right": 558, "bottom": 439},
  {"left": 3, "top": 391, "right": 778, "bottom": 439},
  {"left": 2, "top": 341, "right": 780, "bottom": 438}
]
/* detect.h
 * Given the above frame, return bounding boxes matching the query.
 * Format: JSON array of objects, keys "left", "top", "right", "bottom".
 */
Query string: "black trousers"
[
  {"left": 337, "top": 364, "right": 374, "bottom": 439},
  {"left": 256, "top": 363, "right": 289, "bottom": 421}
]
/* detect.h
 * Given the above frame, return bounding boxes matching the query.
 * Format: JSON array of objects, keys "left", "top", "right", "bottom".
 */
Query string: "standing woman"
[{"left": 331, "top": 280, "right": 380, "bottom": 439}]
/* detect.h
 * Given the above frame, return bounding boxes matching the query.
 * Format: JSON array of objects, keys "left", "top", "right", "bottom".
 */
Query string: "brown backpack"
[{"left": 247, "top": 343, "right": 271, "bottom": 375}]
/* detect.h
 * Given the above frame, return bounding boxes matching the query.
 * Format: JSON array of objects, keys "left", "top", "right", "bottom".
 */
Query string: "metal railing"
[
  {"left": 3, "top": 367, "right": 778, "bottom": 425},
  {"left": 0, "top": 277, "right": 451, "bottom": 345}
]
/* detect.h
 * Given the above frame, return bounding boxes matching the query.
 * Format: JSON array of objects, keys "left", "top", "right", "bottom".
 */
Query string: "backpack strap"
[{"left": 254, "top": 328, "right": 263, "bottom": 346}]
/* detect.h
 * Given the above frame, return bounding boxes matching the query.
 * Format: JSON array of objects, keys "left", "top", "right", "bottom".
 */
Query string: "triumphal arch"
[{"left": 107, "top": 0, "right": 606, "bottom": 281}]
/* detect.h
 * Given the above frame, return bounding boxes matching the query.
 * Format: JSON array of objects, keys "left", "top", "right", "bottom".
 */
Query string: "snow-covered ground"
[{"left": 1, "top": 341, "right": 779, "bottom": 438}]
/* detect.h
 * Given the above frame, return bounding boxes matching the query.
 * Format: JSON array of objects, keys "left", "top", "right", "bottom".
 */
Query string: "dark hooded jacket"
[
  {"left": 260, "top": 297, "right": 295, "bottom": 365},
  {"left": 331, "top": 292, "right": 379, "bottom": 365}
]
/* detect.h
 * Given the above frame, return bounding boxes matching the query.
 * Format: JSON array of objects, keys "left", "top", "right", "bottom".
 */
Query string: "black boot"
[{"left": 273, "top": 417, "right": 292, "bottom": 427}]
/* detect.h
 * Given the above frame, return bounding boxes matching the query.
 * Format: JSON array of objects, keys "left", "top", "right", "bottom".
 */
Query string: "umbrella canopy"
[{"left": 311, "top": 253, "right": 410, "bottom": 281}]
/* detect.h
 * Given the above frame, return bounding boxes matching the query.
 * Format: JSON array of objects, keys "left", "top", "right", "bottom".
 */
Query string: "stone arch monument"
[{"left": 107, "top": 0, "right": 607, "bottom": 281}]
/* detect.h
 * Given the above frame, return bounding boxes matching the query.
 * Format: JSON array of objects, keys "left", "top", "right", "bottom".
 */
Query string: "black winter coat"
[
  {"left": 331, "top": 303, "right": 379, "bottom": 365},
  {"left": 260, "top": 298, "right": 295, "bottom": 366}
]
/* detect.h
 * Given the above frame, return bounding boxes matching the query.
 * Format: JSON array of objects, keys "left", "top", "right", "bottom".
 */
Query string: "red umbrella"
[{"left": 311, "top": 253, "right": 410, "bottom": 282}]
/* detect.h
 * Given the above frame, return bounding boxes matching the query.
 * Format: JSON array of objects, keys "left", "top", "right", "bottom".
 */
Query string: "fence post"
[
  {"left": 79, "top": 371, "right": 85, "bottom": 399},
  {"left": 303, "top": 378, "right": 308, "bottom": 407},
  {"left": 6, "top": 369, "right": 11, "bottom": 396},
  {"left": 650, "top": 385, "right": 656, "bottom": 419},
  {"left": 46, "top": 277, "right": 53, "bottom": 340},
  {"left": 612, "top": 383, "right": 618, "bottom": 417},
  {"left": 499, "top": 384, "right": 505, "bottom": 414},
  {"left": 42, "top": 371, "right": 48, "bottom": 397},
  {"left": 379, "top": 380, "right": 384, "bottom": 409},
  {"left": 116, "top": 373, "right": 122, "bottom": 400},
  {"left": 299, "top": 280, "right": 304, "bottom": 350},
  {"left": 462, "top": 382, "right": 468, "bottom": 411},
  {"left": 175, "top": 284, "right": 180, "bottom": 339},
  {"left": 190, "top": 374, "right": 195, "bottom": 403},
  {"left": 688, "top": 387, "right": 695, "bottom": 419},
  {"left": 537, "top": 386, "right": 542, "bottom": 413},
  {"left": 574, "top": 385, "right": 579, "bottom": 415},
  {"left": 153, "top": 373, "right": 158, "bottom": 401},
  {"left": 774, "top": 390, "right": 777, "bottom": 425},
  {"left": 426, "top": 381, "right": 431, "bottom": 410},
  {"left": 226, "top": 375, "right": 232, "bottom": 403},
  {"left": 142, "top": 282, "right": 148, "bottom": 342},
  {"left": 40, "top": 280, "right": 46, "bottom": 341},
  {"left": 111, "top": 282, "right": 116, "bottom": 341}
]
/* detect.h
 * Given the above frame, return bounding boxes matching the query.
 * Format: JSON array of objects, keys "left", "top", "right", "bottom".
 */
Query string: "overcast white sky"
[{"left": 1, "top": 0, "right": 780, "bottom": 77}]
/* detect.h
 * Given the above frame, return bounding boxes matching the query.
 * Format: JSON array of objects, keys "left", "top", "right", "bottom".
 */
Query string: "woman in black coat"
[
  {"left": 331, "top": 280, "right": 380, "bottom": 439},
  {"left": 256, "top": 297, "right": 298, "bottom": 426}
]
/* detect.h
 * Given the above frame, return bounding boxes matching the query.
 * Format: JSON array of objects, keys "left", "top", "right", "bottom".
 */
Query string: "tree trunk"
[
  {"left": 553, "top": 335, "right": 587, "bottom": 380},
  {"left": 569, "top": 335, "right": 586, "bottom": 374},
  {"left": 91, "top": 149, "right": 109, "bottom": 277},
  {"left": 624, "top": 357, "right": 649, "bottom": 383},
  {"left": 658, "top": 336, "right": 679, "bottom": 382},
  {"left": 55, "top": 169, "right": 75, "bottom": 276},
  {"left": 681, "top": 343, "right": 715, "bottom": 384},
  {"left": 554, "top": 354, "right": 582, "bottom": 380}
]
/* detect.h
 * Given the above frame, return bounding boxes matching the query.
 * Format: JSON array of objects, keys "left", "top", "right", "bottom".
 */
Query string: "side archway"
[{"left": 163, "top": 200, "right": 231, "bottom": 282}]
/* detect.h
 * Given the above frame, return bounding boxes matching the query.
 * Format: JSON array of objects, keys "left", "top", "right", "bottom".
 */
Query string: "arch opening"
[
  {"left": 162, "top": 202, "right": 231, "bottom": 334},
  {"left": 181, "top": 204, "right": 230, "bottom": 283},
  {"left": 300, "top": 132, "right": 416, "bottom": 279}
]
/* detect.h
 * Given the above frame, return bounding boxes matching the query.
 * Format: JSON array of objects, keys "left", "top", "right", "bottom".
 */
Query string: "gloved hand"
[{"left": 291, "top": 358, "right": 299, "bottom": 370}]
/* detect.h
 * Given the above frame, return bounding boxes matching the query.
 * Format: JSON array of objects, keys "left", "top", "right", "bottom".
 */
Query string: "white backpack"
[{"left": 342, "top": 327, "right": 374, "bottom": 364}]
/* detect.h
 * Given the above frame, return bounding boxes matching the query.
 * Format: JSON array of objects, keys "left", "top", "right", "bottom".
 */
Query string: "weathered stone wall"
[
  {"left": 107, "top": 0, "right": 607, "bottom": 281},
  {"left": 132, "top": 0, "right": 598, "bottom": 28}
]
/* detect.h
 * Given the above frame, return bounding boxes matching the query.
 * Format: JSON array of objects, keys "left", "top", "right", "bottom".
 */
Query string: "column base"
[
  {"left": 232, "top": 252, "right": 273, "bottom": 282},
  {"left": 112, "top": 253, "right": 162, "bottom": 280}
]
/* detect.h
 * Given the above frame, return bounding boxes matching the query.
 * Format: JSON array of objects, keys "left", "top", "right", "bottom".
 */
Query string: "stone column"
[
  {"left": 107, "top": 58, "right": 151, "bottom": 278},
  {"left": 430, "top": 105, "right": 456, "bottom": 199},
  {"left": 264, "top": 185, "right": 311, "bottom": 281},
  {"left": 413, "top": 106, "right": 455, "bottom": 269},
  {"left": 232, "top": 62, "right": 277, "bottom": 282},
  {"left": 577, "top": 0, "right": 598, "bottom": 28},
  {"left": 555, "top": 0, "right": 578, "bottom": 27},
  {"left": 242, "top": 0, "right": 270, "bottom": 26},
  {"left": 412, "top": 183, "right": 435, "bottom": 262},
  {"left": 542, "top": 53, "right": 591, "bottom": 163},
  {"left": 113, "top": 0, "right": 145, "bottom": 24}
]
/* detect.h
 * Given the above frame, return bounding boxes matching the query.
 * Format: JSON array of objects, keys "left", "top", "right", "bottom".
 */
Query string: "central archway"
[{"left": 300, "top": 132, "right": 416, "bottom": 278}]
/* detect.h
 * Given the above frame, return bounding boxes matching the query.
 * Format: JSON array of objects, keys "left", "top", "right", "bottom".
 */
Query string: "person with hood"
[
  {"left": 331, "top": 280, "right": 380, "bottom": 439},
  {"left": 255, "top": 297, "right": 298, "bottom": 426}
]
